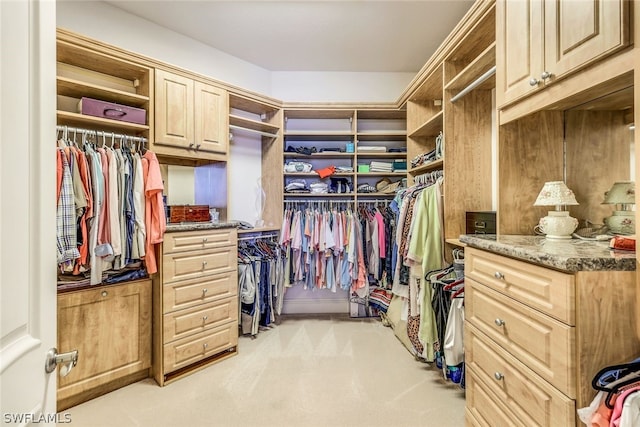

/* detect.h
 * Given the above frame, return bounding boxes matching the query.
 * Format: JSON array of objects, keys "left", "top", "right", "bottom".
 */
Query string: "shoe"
[
  {"left": 375, "top": 178, "right": 391, "bottom": 192},
  {"left": 379, "top": 180, "right": 401, "bottom": 194}
]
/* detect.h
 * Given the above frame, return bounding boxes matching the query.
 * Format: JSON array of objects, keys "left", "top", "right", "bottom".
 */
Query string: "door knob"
[{"left": 45, "top": 348, "right": 78, "bottom": 377}]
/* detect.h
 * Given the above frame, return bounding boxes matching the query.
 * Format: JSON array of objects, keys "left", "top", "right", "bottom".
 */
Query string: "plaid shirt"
[{"left": 56, "top": 150, "right": 80, "bottom": 266}]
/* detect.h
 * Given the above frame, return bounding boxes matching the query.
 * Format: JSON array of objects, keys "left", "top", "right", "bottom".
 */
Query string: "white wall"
[{"left": 271, "top": 71, "right": 414, "bottom": 103}]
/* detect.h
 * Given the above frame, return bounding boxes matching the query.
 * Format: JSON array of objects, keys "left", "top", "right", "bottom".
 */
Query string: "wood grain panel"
[
  {"left": 465, "top": 366, "right": 526, "bottom": 427},
  {"left": 162, "top": 246, "right": 236, "bottom": 284},
  {"left": 443, "top": 90, "right": 493, "bottom": 240},
  {"left": 163, "top": 270, "right": 237, "bottom": 313},
  {"left": 498, "top": 111, "right": 564, "bottom": 234},
  {"left": 194, "top": 81, "right": 228, "bottom": 154},
  {"left": 565, "top": 110, "right": 631, "bottom": 226},
  {"left": 574, "top": 270, "right": 639, "bottom": 408},
  {"left": 154, "top": 69, "right": 193, "bottom": 148},
  {"left": 57, "top": 280, "right": 151, "bottom": 401},
  {"left": 163, "top": 228, "right": 237, "bottom": 254},
  {"left": 163, "top": 297, "right": 238, "bottom": 343}
]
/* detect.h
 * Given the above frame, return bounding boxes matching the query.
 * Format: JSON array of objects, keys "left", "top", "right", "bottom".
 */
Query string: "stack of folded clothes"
[
  {"left": 410, "top": 149, "right": 437, "bottom": 169},
  {"left": 358, "top": 146, "right": 387, "bottom": 153},
  {"left": 392, "top": 160, "right": 407, "bottom": 172},
  {"left": 336, "top": 166, "right": 354, "bottom": 173},
  {"left": 285, "top": 179, "right": 310, "bottom": 193},
  {"left": 370, "top": 161, "right": 393, "bottom": 172},
  {"left": 285, "top": 146, "right": 317, "bottom": 155},
  {"left": 357, "top": 183, "right": 377, "bottom": 193},
  {"left": 284, "top": 161, "right": 313, "bottom": 173},
  {"left": 309, "top": 182, "right": 329, "bottom": 194}
]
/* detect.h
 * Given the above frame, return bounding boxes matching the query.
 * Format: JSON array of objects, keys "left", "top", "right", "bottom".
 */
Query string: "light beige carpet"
[{"left": 60, "top": 315, "right": 465, "bottom": 427}]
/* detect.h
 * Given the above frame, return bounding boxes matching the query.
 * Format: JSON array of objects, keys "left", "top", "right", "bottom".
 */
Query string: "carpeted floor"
[{"left": 60, "top": 315, "right": 465, "bottom": 426}]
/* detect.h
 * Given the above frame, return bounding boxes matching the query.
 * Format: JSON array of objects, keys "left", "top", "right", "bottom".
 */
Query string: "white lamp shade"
[
  {"left": 602, "top": 181, "right": 635, "bottom": 204},
  {"left": 534, "top": 181, "right": 579, "bottom": 206}
]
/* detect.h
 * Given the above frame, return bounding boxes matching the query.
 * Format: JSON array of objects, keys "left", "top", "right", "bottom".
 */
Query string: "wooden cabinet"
[
  {"left": 56, "top": 279, "right": 152, "bottom": 410},
  {"left": 464, "top": 247, "right": 639, "bottom": 426},
  {"left": 153, "top": 228, "right": 238, "bottom": 386},
  {"left": 155, "top": 68, "right": 229, "bottom": 159},
  {"left": 497, "top": 0, "right": 630, "bottom": 107}
]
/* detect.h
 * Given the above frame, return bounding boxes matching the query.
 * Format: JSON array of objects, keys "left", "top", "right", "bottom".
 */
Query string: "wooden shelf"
[
  {"left": 410, "top": 63, "right": 444, "bottom": 102},
  {"left": 285, "top": 109, "right": 355, "bottom": 120},
  {"left": 356, "top": 192, "right": 397, "bottom": 197},
  {"left": 445, "top": 42, "right": 496, "bottom": 92},
  {"left": 284, "top": 131, "right": 354, "bottom": 137},
  {"left": 408, "top": 110, "right": 443, "bottom": 138},
  {"left": 355, "top": 152, "right": 407, "bottom": 158},
  {"left": 409, "top": 159, "right": 443, "bottom": 174},
  {"left": 229, "top": 114, "right": 279, "bottom": 135},
  {"left": 229, "top": 93, "right": 279, "bottom": 116},
  {"left": 445, "top": 238, "right": 466, "bottom": 247},
  {"left": 356, "top": 131, "right": 407, "bottom": 137},
  {"left": 57, "top": 77, "right": 149, "bottom": 107},
  {"left": 283, "top": 193, "right": 355, "bottom": 197},
  {"left": 357, "top": 172, "right": 406, "bottom": 177},
  {"left": 283, "top": 152, "right": 354, "bottom": 159},
  {"left": 238, "top": 226, "right": 280, "bottom": 235},
  {"left": 56, "top": 110, "right": 149, "bottom": 132},
  {"left": 284, "top": 172, "right": 355, "bottom": 177}
]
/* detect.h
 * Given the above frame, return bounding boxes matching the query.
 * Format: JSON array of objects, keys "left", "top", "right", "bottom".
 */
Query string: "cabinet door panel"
[
  {"left": 496, "top": 0, "right": 543, "bottom": 106},
  {"left": 194, "top": 81, "right": 228, "bottom": 154},
  {"left": 155, "top": 69, "right": 193, "bottom": 148},
  {"left": 545, "top": 0, "right": 629, "bottom": 79},
  {"left": 57, "top": 280, "right": 151, "bottom": 400}
]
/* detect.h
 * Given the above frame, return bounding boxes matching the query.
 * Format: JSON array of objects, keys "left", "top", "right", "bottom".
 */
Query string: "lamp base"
[
  {"left": 544, "top": 234, "right": 574, "bottom": 240},
  {"left": 538, "top": 211, "right": 578, "bottom": 239},
  {"left": 605, "top": 211, "right": 635, "bottom": 235}
]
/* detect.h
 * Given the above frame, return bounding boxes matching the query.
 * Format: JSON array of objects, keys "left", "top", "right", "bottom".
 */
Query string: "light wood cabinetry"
[
  {"left": 56, "top": 29, "right": 152, "bottom": 139},
  {"left": 155, "top": 68, "right": 229, "bottom": 160},
  {"left": 497, "top": 0, "right": 631, "bottom": 108},
  {"left": 56, "top": 279, "right": 152, "bottom": 410},
  {"left": 405, "top": 1, "right": 495, "bottom": 242},
  {"left": 282, "top": 107, "right": 406, "bottom": 202},
  {"left": 229, "top": 93, "right": 283, "bottom": 231},
  {"left": 153, "top": 228, "right": 238, "bottom": 386},
  {"left": 464, "top": 247, "right": 639, "bottom": 426}
]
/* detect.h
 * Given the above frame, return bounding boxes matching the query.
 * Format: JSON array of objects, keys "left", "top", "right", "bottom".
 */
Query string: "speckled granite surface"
[
  {"left": 165, "top": 221, "right": 240, "bottom": 232},
  {"left": 459, "top": 234, "right": 636, "bottom": 272}
]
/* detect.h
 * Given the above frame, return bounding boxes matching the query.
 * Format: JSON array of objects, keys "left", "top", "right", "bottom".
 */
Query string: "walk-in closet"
[{"left": 2, "top": 0, "right": 640, "bottom": 426}]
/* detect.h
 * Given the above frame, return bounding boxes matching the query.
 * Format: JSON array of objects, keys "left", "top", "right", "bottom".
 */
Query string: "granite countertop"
[
  {"left": 459, "top": 234, "right": 636, "bottom": 272},
  {"left": 165, "top": 221, "right": 240, "bottom": 232}
]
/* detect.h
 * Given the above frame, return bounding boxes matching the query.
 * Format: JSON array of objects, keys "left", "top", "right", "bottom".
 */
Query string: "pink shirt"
[{"left": 142, "top": 151, "right": 166, "bottom": 275}]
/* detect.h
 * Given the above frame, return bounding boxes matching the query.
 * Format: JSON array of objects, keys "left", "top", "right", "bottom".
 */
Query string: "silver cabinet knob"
[
  {"left": 202, "top": 261, "right": 208, "bottom": 268},
  {"left": 495, "top": 318, "right": 505, "bottom": 327},
  {"left": 203, "top": 237, "right": 208, "bottom": 243},
  {"left": 202, "top": 288, "right": 208, "bottom": 295},
  {"left": 529, "top": 77, "right": 539, "bottom": 86},
  {"left": 540, "top": 70, "right": 552, "bottom": 80},
  {"left": 494, "top": 372, "right": 504, "bottom": 381},
  {"left": 101, "top": 290, "right": 108, "bottom": 297},
  {"left": 203, "top": 343, "right": 208, "bottom": 351},
  {"left": 494, "top": 272, "right": 505, "bottom": 280},
  {"left": 189, "top": 142, "right": 195, "bottom": 148},
  {"left": 196, "top": 144, "right": 201, "bottom": 150},
  {"left": 202, "top": 315, "right": 208, "bottom": 321}
]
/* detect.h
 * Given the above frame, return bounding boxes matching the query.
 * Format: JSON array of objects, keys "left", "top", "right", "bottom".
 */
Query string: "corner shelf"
[
  {"left": 57, "top": 77, "right": 149, "bottom": 107},
  {"left": 229, "top": 115, "right": 279, "bottom": 136},
  {"left": 56, "top": 111, "right": 150, "bottom": 133},
  {"left": 445, "top": 42, "right": 496, "bottom": 93},
  {"left": 409, "top": 159, "right": 444, "bottom": 175}
]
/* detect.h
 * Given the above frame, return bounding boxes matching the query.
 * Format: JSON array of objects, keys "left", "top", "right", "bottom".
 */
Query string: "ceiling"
[{"left": 104, "top": 0, "right": 475, "bottom": 73}]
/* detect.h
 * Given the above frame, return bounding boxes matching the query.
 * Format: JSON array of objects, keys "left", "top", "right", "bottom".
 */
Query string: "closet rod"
[
  {"left": 56, "top": 125, "right": 147, "bottom": 144},
  {"left": 229, "top": 124, "right": 278, "bottom": 139},
  {"left": 238, "top": 232, "right": 279, "bottom": 242},
  {"left": 450, "top": 65, "right": 496, "bottom": 103}
]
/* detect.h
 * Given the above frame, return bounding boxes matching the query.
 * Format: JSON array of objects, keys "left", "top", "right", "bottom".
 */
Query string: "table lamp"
[
  {"left": 533, "top": 181, "right": 579, "bottom": 239},
  {"left": 602, "top": 181, "right": 635, "bottom": 235}
]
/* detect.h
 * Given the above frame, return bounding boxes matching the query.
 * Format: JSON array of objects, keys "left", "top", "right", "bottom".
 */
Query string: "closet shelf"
[
  {"left": 57, "top": 76, "right": 149, "bottom": 107},
  {"left": 56, "top": 111, "right": 150, "bottom": 132},
  {"left": 355, "top": 152, "right": 407, "bottom": 159},
  {"left": 357, "top": 172, "right": 406, "bottom": 177},
  {"left": 284, "top": 131, "right": 355, "bottom": 139},
  {"left": 356, "top": 130, "right": 407, "bottom": 137},
  {"left": 408, "top": 110, "right": 443, "bottom": 138},
  {"left": 284, "top": 172, "right": 355, "bottom": 177},
  {"left": 283, "top": 193, "right": 355, "bottom": 198},
  {"left": 445, "top": 238, "right": 466, "bottom": 247},
  {"left": 229, "top": 124, "right": 278, "bottom": 139},
  {"left": 238, "top": 226, "right": 280, "bottom": 235},
  {"left": 409, "top": 159, "right": 443, "bottom": 174},
  {"left": 356, "top": 192, "right": 397, "bottom": 198},
  {"left": 283, "top": 152, "right": 354, "bottom": 159},
  {"left": 445, "top": 42, "right": 496, "bottom": 93},
  {"left": 229, "top": 115, "right": 279, "bottom": 135}
]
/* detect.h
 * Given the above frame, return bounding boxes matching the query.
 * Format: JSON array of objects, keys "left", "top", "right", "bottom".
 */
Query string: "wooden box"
[{"left": 169, "top": 205, "right": 210, "bottom": 223}]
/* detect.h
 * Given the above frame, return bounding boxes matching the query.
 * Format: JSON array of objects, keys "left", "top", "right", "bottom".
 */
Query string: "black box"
[{"left": 466, "top": 211, "right": 496, "bottom": 234}]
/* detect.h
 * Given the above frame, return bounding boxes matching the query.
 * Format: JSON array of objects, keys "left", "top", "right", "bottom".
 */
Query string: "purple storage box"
[{"left": 78, "top": 97, "right": 146, "bottom": 125}]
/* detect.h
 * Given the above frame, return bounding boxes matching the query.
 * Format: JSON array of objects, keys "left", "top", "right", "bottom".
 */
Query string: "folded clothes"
[
  {"left": 357, "top": 184, "right": 377, "bottom": 193},
  {"left": 358, "top": 146, "right": 387, "bottom": 152},
  {"left": 284, "top": 161, "right": 313, "bottom": 173}
]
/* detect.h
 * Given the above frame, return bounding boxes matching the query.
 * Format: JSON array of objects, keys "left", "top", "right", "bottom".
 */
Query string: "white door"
[{"left": 0, "top": 0, "right": 58, "bottom": 423}]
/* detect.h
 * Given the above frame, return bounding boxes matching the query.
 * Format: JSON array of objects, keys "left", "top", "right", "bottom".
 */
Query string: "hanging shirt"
[
  {"left": 131, "top": 152, "right": 146, "bottom": 260},
  {"left": 142, "top": 150, "right": 166, "bottom": 275}
]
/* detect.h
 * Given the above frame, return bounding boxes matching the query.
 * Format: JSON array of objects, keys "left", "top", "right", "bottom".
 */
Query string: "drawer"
[
  {"left": 163, "top": 271, "right": 237, "bottom": 313},
  {"left": 465, "top": 370, "right": 525, "bottom": 427},
  {"left": 163, "top": 246, "right": 236, "bottom": 284},
  {"left": 466, "top": 323, "right": 576, "bottom": 427},
  {"left": 466, "top": 279, "right": 576, "bottom": 397},
  {"left": 163, "top": 229, "right": 237, "bottom": 254},
  {"left": 465, "top": 247, "right": 575, "bottom": 324},
  {"left": 163, "top": 322, "right": 238, "bottom": 374},
  {"left": 466, "top": 211, "right": 496, "bottom": 234},
  {"left": 163, "top": 297, "right": 238, "bottom": 343}
]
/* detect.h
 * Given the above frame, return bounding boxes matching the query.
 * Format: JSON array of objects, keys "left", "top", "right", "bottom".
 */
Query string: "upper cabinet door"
[
  {"left": 194, "top": 81, "right": 228, "bottom": 154},
  {"left": 544, "top": 0, "right": 629, "bottom": 79},
  {"left": 496, "top": 0, "right": 544, "bottom": 107},
  {"left": 155, "top": 69, "right": 194, "bottom": 148}
]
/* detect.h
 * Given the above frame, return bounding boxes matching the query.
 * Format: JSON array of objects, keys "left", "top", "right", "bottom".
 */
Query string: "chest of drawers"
[
  {"left": 464, "top": 247, "right": 639, "bottom": 426},
  {"left": 153, "top": 228, "right": 238, "bottom": 386}
]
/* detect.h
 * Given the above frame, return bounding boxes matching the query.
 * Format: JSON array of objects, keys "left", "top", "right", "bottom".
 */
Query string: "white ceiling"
[{"left": 104, "top": 0, "right": 475, "bottom": 73}]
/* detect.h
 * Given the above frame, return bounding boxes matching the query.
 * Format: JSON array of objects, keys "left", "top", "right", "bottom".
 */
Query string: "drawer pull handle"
[
  {"left": 494, "top": 272, "right": 504, "bottom": 280},
  {"left": 203, "top": 343, "right": 208, "bottom": 351},
  {"left": 495, "top": 318, "right": 505, "bottom": 327},
  {"left": 203, "top": 237, "right": 208, "bottom": 243},
  {"left": 202, "top": 261, "right": 208, "bottom": 268},
  {"left": 203, "top": 315, "right": 208, "bottom": 321},
  {"left": 101, "top": 290, "right": 108, "bottom": 297},
  {"left": 494, "top": 372, "right": 504, "bottom": 381},
  {"left": 202, "top": 288, "right": 208, "bottom": 295}
]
